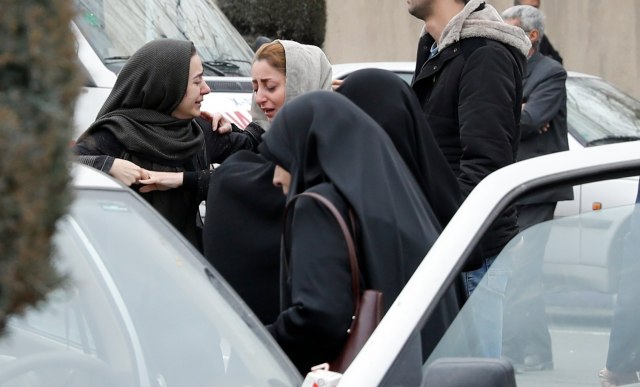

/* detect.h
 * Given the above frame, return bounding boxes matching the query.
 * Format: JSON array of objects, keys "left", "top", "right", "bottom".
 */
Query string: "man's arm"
[
  {"left": 520, "top": 65, "right": 567, "bottom": 140},
  {"left": 457, "top": 44, "right": 522, "bottom": 197}
]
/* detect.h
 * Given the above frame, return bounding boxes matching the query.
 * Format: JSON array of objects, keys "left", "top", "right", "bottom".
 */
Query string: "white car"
[
  {"left": 0, "top": 164, "right": 302, "bottom": 386},
  {"left": 73, "top": 0, "right": 254, "bottom": 139},
  {"left": 332, "top": 62, "right": 640, "bottom": 218},
  {"left": 337, "top": 140, "right": 640, "bottom": 386}
]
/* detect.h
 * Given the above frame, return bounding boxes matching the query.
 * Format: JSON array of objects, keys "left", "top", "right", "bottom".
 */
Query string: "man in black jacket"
[
  {"left": 514, "top": 0, "right": 563, "bottom": 63},
  {"left": 408, "top": 0, "right": 531, "bottom": 297},
  {"left": 500, "top": 4, "right": 573, "bottom": 372}
]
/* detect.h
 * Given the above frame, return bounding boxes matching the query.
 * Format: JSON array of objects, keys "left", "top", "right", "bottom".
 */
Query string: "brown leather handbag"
[{"left": 285, "top": 191, "right": 384, "bottom": 373}]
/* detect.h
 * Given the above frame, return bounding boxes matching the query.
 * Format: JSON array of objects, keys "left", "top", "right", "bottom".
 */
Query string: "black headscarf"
[
  {"left": 338, "top": 70, "right": 470, "bottom": 358},
  {"left": 78, "top": 38, "right": 203, "bottom": 164},
  {"left": 337, "top": 68, "right": 461, "bottom": 229},
  {"left": 76, "top": 39, "right": 205, "bottom": 246},
  {"left": 259, "top": 91, "right": 441, "bottom": 308}
]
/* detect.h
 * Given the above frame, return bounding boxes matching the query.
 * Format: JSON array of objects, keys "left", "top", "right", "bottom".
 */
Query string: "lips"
[{"left": 261, "top": 106, "right": 274, "bottom": 118}]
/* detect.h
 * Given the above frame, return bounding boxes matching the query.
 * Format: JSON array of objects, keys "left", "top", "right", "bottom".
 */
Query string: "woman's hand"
[
  {"left": 138, "top": 171, "right": 184, "bottom": 193},
  {"left": 331, "top": 79, "right": 344, "bottom": 91},
  {"left": 109, "top": 158, "right": 149, "bottom": 186},
  {"left": 201, "top": 111, "right": 232, "bottom": 134}
]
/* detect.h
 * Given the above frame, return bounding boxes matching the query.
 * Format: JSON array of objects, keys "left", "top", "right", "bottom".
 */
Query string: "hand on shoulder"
[{"left": 201, "top": 111, "right": 232, "bottom": 134}]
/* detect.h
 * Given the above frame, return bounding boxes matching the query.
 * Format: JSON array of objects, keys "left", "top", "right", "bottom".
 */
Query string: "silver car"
[{"left": 0, "top": 164, "right": 302, "bottom": 386}]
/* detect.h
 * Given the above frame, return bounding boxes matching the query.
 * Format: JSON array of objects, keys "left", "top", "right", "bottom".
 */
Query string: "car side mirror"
[{"left": 422, "top": 358, "right": 516, "bottom": 387}]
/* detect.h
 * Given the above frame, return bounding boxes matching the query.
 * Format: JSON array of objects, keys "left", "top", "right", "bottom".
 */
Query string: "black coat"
[
  {"left": 259, "top": 91, "right": 440, "bottom": 377},
  {"left": 412, "top": 34, "right": 526, "bottom": 261},
  {"left": 270, "top": 183, "right": 356, "bottom": 373},
  {"left": 337, "top": 68, "right": 466, "bottom": 359},
  {"left": 518, "top": 52, "right": 573, "bottom": 204},
  {"left": 203, "top": 150, "right": 284, "bottom": 324}
]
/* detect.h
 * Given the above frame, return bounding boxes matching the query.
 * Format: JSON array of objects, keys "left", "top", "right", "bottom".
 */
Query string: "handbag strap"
[{"left": 283, "top": 191, "right": 361, "bottom": 311}]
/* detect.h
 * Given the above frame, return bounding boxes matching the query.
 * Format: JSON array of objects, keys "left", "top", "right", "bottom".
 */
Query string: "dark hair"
[{"left": 254, "top": 36, "right": 272, "bottom": 51}]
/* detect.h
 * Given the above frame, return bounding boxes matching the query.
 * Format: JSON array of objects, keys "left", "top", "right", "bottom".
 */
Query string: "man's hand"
[
  {"left": 201, "top": 111, "right": 232, "bottom": 134},
  {"left": 109, "top": 159, "right": 149, "bottom": 186},
  {"left": 138, "top": 171, "right": 184, "bottom": 193},
  {"left": 539, "top": 122, "right": 550, "bottom": 134}
]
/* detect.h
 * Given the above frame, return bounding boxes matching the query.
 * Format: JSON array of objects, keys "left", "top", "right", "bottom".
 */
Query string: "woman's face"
[
  {"left": 272, "top": 165, "right": 291, "bottom": 195},
  {"left": 171, "top": 54, "right": 211, "bottom": 119},
  {"left": 252, "top": 59, "right": 286, "bottom": 121}
]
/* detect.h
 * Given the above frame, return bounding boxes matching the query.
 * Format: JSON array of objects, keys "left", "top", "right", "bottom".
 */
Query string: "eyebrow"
[{"left": 193, "top": 71, "right": 204, "bottom": 80}]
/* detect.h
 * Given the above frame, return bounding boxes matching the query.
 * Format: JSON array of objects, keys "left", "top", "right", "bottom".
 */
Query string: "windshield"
[
  {"left": 425, "top": 201, "right": 640, "bottom": 386},
  {"left": 74, "top": 0, "right": 254, "bottom": 77},
  {"left": 0, "top": 189, "right": 300, "bottom": 386},
  {"left": 567, "top": 76, "right": 640, "bottom": 146}
]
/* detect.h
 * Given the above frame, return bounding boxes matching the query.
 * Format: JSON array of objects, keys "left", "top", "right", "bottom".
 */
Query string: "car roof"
[
  {"left": 340, "top": 140, "right": 640, "bottom": 386},
  {"left": 331, "top": 61, "right": 415, "bottom": 79},
  {"left": 566, "top": 70, "right": 600, "bottom": 79},
  {"left": 332, "top": 61, "right": 600, "bottom": 81},
  {"left": 71, "top": 162, "right": 125, "bottom": 190}
]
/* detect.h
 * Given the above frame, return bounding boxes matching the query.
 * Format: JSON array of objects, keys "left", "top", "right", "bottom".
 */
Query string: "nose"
[
  {"left": 272, "top": 171, "right": 282, "bottom": 188},
  {"left": 202, "top": 82, "right": 211, "bottom": 95},
  {"left": 255, "top": 87, "right": 267, "bottom": 105},
  {"left": 272, "top": 165, "right": 289, "bottom": 195}
]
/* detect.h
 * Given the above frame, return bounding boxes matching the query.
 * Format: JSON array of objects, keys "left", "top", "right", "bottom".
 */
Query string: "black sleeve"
[
  {"left": 520, "top": 66, "right": 567, "bottom": 140},
  {"left": 457, "top": 45, "right": 520, "bottom": 198},
  {"left": 183, "top": 169, "right": 214, "bottom": 202},
  {"left": 267, "top": 195, "right": 354, "bottom": 369},
  {"left": 72, "top": 130, "right": 123, "bottom": 173},
  {"left": 75, "top": 155, "right": 115, "bottom": 173},
  {"left": 199, "top": 117, "right": 265, "bottom": 164}
]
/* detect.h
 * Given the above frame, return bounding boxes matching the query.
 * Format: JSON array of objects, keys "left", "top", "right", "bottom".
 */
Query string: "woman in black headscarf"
[
  {"left": 73, "top": 39, "right": 259, "bottom": 248},
  {"left": 337, "top": 68, "right": 467, "bottom": 360},
  {"left": 336, "top": 68, "right": 461, "bottom": 229},
  {"left": 258, "top": 91, "right": 441, "bottom": 374}
]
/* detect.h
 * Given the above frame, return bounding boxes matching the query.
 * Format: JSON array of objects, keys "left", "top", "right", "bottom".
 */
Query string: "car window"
[
  {"left": 395, "top": 72, "right": 414, "bottom": 85},
  {"left": 567, "top": 76, "right": 640, "bottom": 147},
  {"left": 0, "top": 189, "right": 300, "bottom": 386},
  {"left": 412, "top": 177, "right": 640, "bottom": 386},
  {"left": 74, "top": 0, "right": 254, "bottom": 76}
]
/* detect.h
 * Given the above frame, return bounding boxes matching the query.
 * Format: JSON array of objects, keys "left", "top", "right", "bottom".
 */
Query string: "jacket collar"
[{"left": 438, "top": 0, "right": 531, "bottom": 56}]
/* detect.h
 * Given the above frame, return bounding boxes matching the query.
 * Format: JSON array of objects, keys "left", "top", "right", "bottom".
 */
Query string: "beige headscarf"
[{"left": 251, "top": 39, "right": 333, "bottom": 130}]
